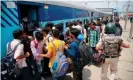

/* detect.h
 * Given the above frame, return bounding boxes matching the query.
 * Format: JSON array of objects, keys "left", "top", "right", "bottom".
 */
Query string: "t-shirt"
[
  {"left": 88, "top": 27, "right": 100, "bottom": 47},
  {"left": 7, "top": 39, "right": 27, "bottom": 68},
  {"left": 47, "top": 40, "right": 65, "bottom": 68},
  {"left": 66, "top": 39, "right": 80, "bottom": 64},
  {"left": 30, "top": 40, "right": 43, "bottom": 60}
]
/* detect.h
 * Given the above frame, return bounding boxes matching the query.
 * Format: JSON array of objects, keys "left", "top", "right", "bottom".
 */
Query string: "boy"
[
  {"left": 30, "top": 31, "right": 44, "bottom": 80},
  {"left": 88, "top": 22, "right": 100, "bottom": 53},
  {"left": 65, "top": 28, "right": 83, "bottom": 80},
  {"left": 40, "top": 29, "right": 65, "bottom": 80}
]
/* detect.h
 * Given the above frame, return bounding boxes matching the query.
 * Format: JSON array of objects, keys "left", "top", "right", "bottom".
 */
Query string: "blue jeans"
[{"left": 36, "top": 60, "right": 44, "bottom": 73}]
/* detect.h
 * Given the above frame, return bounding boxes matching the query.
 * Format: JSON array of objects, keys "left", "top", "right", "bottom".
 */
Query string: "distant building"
[{"left": 96, "top": 8, "right": 114, "bottom": 15}]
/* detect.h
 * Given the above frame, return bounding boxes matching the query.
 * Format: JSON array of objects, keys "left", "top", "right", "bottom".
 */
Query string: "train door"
[
  {"left": 18, "top": 4, "right": 39, "bottom": 22},
  {"left": 17, "top": 3, "right": 40, "bottom": 34},
  {"left": 28, "top": 8, "right": 37, "bottom": 21}
]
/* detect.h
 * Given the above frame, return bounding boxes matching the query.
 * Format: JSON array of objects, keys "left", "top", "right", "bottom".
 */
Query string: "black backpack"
[
  {"left": 75, "top": 40, "right": 94, "bottom": 67},
  {"left": 1, "top": 42, "right": 21, "bottom": 80}
]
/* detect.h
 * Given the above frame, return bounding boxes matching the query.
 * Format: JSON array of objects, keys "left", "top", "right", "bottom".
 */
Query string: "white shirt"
[
  {"left": 72, "top": 25, "right": 82, "bottom": 31},
  {"left": 7, "top": 39, "right": 27, "bottom": 68},
  {"left": 101, "top": 24, "right": 106, "bottom": 33},
  {"left": 43, "top": 34, "right": 53, "bottom": 47},
  {"left": 65, "top": 27, "right": 70, "bottom": 33},
  {"left": 83, "top": 28, "right": 87, "bottom": 39}
]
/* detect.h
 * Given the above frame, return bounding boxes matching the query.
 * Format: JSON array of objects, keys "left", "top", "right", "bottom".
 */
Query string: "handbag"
[{"left": 92, "top": 51, "right": 105, "bottom": 64}]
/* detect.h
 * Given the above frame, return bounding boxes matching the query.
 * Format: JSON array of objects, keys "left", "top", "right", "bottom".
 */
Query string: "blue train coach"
[{"left": 1, "top": 1, "right": 104, "bottom": 58}]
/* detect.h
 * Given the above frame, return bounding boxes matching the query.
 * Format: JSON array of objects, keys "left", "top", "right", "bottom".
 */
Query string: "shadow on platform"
[{"left": 83, "top": 67, "right": 91, "bottom": 80}]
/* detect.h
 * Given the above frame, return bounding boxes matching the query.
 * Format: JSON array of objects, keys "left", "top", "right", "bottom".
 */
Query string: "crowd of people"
[{"left": 1, "top": 16, "right": 130, "bottom": 80}]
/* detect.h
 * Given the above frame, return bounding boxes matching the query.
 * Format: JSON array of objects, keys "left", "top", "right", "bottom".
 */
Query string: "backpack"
[
  {"left": 51, "top": 41, "right": 69, "bottom": 77},
  {"left": 103, "top": 36, "right": 123, "bottom": 56},
  {"left": 1, "top": 42, "right": 21, "bottom": 80},
  {"left": 75, "top": 40, "right": 94, "bottom": 67}
]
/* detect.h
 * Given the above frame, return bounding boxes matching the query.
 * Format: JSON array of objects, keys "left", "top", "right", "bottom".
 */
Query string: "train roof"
[
  {"left": 27, "top": 1, "right": 98, "bottom": 12},
  {"left": 101, "top": 11, "right": 112, "bottom": 15}
]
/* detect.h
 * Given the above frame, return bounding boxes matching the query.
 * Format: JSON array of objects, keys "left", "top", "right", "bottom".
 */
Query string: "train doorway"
[{"left": 18, "top": 4, "right": 39, "bottom": 22}]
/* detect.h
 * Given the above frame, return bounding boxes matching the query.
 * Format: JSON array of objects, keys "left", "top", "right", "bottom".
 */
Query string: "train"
[{"left": 1, "top": 1, "right": 111, "bottom": 58}]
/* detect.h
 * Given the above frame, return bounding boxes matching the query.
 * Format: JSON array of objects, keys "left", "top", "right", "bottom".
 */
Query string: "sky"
[
  {"left": 77, "top": 0, "right": 133, "bottom": 12},
  {"left": 17, "top": 0, "right": 133, "bottom": 12},
  {"left": 42, "top": 0, "right": 133, "bottom": 12}
]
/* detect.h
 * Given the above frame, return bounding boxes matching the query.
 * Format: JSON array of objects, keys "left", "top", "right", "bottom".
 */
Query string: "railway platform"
[
  {"left": 44, "top": 20, "right": 133, "bottom": 80},
  {"left": 81, "top": 20, "right": 133, "bottom": 80}
]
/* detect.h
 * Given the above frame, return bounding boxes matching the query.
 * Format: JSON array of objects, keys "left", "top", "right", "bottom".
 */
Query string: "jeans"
[
  {"left": 36, "top": 60, "right": 44, "bottom": 80},
  {"left": 73, "top": 64, "right": 83, "bottom": 80},
  {"left": 36, "top": 60, "right": 44, "bottom": 73}
]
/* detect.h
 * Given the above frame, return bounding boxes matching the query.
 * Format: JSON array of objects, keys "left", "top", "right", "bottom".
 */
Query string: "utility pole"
[
  {"left": 124, "top": 1, "right": 130, "bottom": 30},
  {"left": 108, "top": 2, "right": 110, "bottom": 8}
]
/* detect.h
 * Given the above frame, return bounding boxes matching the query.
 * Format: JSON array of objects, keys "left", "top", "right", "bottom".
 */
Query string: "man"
[
  {"left": 21, "top": 17, "right": 29, "bottom": 34},
  {"left": 115, "top": 17, "right": 123, "bottom": 36},
  {"left": 130, "top": 16, "right": 133, "bottom": 23},
  {"left": 42, "top": 28, "right": 53, "bottom": 76},
  {"left": 88, "top": 22, "right": 100, "bottom": 53},
  {"left": 21, "top": 32, "right": 38, "bottom": 78},
  {"left": 65, "top": 22, "right": 73, "bottom": 38},
  {"left": 33, "top": 24, "right": 42, "bottom": 39},
  {"left": 30, "top": 32, "right": 44, "bottom": 80},
  {"left": 65, "top": 28, "right": 83, "bottom": 80},
  {"left": 40, "top": 29, "right": 65, "bottom": 80},
  {"left": 96, "top": 18, "right": 102, "bottom": 33},
  {"left": 8, "top": 29, "right": 33, "bottom": 80},
  {"left": 78, "top": 20, "right": 87, "bottom": 42},
  {"left": 102, "top": 17, "right": 108, "bottom": 25},
  {"left": 42, "top": 28, "right": 53, "bottom": 47},
  {"left": 72, "top": 20, "right": 82, "bottom": 32},
  {"left": 55, "top": 24, "right": 65, "bottom": 40},
  {"left": 84, "top": 23, "right": 90, "bottom": 43},
  {"left": 96, "top": 23, "right": 130, "bottom": 80},
  {"left": 130, "top": 16, "right": 133, "bottom": 39},
  {"left": 45, "top": 22, "right": 54, "bottom": 35}
]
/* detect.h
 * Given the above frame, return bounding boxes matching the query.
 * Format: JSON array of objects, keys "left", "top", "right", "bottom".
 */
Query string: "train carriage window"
[
  {"left": 86, "top": 19, "right": 88, "bottom": 23},
  {"left": 66, "top": 22, "right": 68, "bottom": 28},
  {"left": 91, "top": 18, "right": 93, "bottom": 22},
  {"left": 83, "top": 19, "right": 86, "bottom": 24}
]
